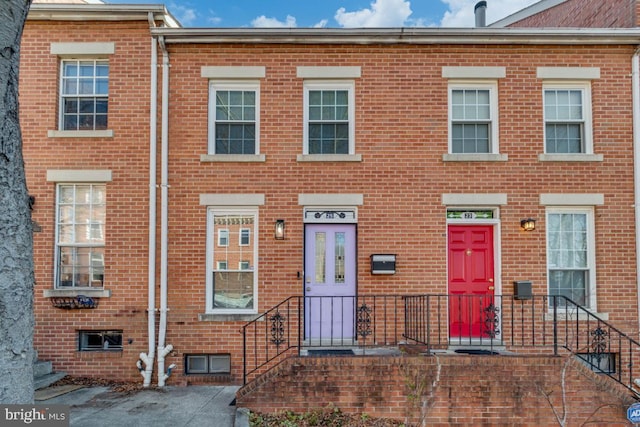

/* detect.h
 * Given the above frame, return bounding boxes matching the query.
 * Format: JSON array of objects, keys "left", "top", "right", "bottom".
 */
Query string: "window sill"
[
  {"left": 297, "top": 154, "right": 362, "bottom": 162},
  {"left": 200, "top": 154, "right": 266, "bottom": 162},
  {"left": 48, "top": 130, "right": 114, "bottom": 138},
  {"left": 544, "top": 311, "right": 608, "bottom": 321},
  {"left": 44, "top": 289, "right": 111, "bottom": 298},
  {"left": 442, "top": 153, "right": 508, "bottom": 162},
  {"left": 199, "top": 313, "right": 261, "bottom": 322},
  {"left": 538, "top": 154, "right": 603, "bottom": 162}
]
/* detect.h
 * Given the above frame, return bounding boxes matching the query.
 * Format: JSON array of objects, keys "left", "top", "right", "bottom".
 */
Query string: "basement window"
[
  {"left": 576, "top": 352, "right": 616, "bottom": 374},
  {"left": 185, "top": 354, "right": 231, "bottom": 375},
  {"left": 78, "top": 330, "right": 123, "bottom": 351}
]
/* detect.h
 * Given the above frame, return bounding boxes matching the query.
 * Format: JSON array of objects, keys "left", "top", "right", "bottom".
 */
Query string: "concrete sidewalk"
[{"left": 38, "top": 385, "right": 244, "bottom": 427}]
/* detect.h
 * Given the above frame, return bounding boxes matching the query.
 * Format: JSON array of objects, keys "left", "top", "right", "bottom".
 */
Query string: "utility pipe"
[
  {"left": 632, "top": 48, "right": 640, "bottom": 338},
  {"left": 139, "top": 13, "right": 158, "bottom": 388},
  {"left": 157, "top": 35, "right": 173, "bottom": 387}
]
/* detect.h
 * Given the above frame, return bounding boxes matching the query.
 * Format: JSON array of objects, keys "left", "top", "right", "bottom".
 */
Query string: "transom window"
[
  {"left": 209, "top": 82, "right": 259, "bottom": 155},
  {"left": 303, "top": 81, "right": 355, "bottom": 155},
  {"left": 207, "top": 210, "right": 258, "bottom": 313},
  {"left": 449, "top": 82, "right": 498, "bottom": 154},
  {"left": 55, "top": 184, "right": 106, "bottom": 289},
  {"left": 544, "top": 83, "right": 591, "bottom": 154},
  {"left": 546, "top": 208, "right": 595, "bottom": 309},
  {"left": 60, "top": 60, "right": 109, "bottom": 131}
]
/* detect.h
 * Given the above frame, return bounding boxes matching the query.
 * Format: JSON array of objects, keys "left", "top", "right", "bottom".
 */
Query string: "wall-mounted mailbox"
[
  {"left": 514, "top": 280, "right": 532, "bottom": 300},
  {"left": 371, "top": 254, "right": 396, "bottom": 275}
]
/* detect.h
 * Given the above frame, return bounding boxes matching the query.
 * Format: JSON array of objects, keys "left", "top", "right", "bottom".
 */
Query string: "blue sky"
[{"left": 106, "top": 0, "right": 539, "bottom": 28}]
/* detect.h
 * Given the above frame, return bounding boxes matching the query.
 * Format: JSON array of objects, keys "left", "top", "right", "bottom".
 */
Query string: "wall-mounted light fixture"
[
  {"left": 520, "top": 218, "right": 536, "bottom": 231},
  {"left": 275, "top": 219, "right": 285, "bottom": 240}
]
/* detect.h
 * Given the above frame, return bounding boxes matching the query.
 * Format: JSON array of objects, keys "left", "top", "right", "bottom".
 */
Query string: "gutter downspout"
[
  {"left": 157, "top": 35, "right": 173, "bottom": 387},
  {"left": 138, "top": 13, "right": 157, "bottom": 388},
  {"left": 633, "top": 48, "right": 640, "bottom": 339}
]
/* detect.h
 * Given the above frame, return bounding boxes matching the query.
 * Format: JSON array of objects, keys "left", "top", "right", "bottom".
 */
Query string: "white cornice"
[
  {"left": 28, "top": 4, "right": 181, "bottom": 27},
  {"left": 150, "top": 27, "right": 640, "bottom": 45}
]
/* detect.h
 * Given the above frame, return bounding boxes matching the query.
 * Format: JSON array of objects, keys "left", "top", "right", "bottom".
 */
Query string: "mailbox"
[
  {"left": 371, "top": 254, "right": 396, "bottom": 275},
  {"left": 514, "top": 280, "right": 532, "bottom": 300}
]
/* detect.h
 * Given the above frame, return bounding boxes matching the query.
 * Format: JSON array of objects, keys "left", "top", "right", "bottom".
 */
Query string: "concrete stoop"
[{"left": 34, "top": 360, "right": 66, "bottom": 390}]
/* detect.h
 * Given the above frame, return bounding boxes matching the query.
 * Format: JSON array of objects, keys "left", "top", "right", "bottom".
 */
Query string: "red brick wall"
[
  {"left": 20, "top": 18, "right": 640, "bottom": 386},
  {"left": 21, "top": 20, "right": 154, "bottom": 380},
  {"left": 507, "top": 0, "right": 636, "bottom": 27},
  {"left": 237, "top": 355, "right": 635, "bottom": 425},
  {"left": 164, "top": 42, "right": 638, "bottom": 383}
]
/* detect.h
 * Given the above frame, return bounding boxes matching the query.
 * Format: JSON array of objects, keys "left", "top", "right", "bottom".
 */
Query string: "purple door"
[{"left": 304, "top": 224, "right": 356, "bottom": 341}]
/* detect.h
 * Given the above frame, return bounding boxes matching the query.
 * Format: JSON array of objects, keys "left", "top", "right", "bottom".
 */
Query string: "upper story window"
[
  {"left": 448, "top": 82, "right": 498, "bottom": 154},
  {"left": 55, "top": 184, "right": 106, "bottom": 289},
  {"left": 60, "top": 60, "right": 109, "bottom": 131},
  {"left": 303, "top": 81, "right": 355, "bottom": 155},
  {"left": 543, "top": 83, "right": 592, "bottom": 154},
  {"left": 209, "top": 82, "right": 260, "bottom": 155}
]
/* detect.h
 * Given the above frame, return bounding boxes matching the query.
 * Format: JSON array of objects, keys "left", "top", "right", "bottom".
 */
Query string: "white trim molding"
[
  {"left": 297, "top": 66, "right": 362, "bottom": 79},
  {"left": 50, "top": 42, "right": 115, "bottom": 56},
  {"left": 46, "top": 170, "right": 112, "bottom": 182},
  {"left": 442, "top": 66, "right": 506, "bottom": 79},
  {"left": 537, "top": 67, "right": 600, "bottom": 80},
  {"left": 199, "top": 194, "right": 265, "bottom": 206},
  {"left": 540, "top": 193, "right": 604, "bottom": 206},
  {"left": 201, "top": 66, "right": 266, "bottom": 79},
  {"left": 298, "top": 194, "right": 364, "bottom": 206},
  {"left": 442, "top": 193, "right": 508, "bottom": 206}
]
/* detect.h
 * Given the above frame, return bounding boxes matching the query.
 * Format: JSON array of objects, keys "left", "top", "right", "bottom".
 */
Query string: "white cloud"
[
  {"left": 440, "top": 0, "right": 539, "bottom": 27},
  {"left": 168, "top": 2, "right": 197, "bottom": 26},
  {"left": 314, "top": 19, "right": 329, "bottom": 28},
  {"left": 335, "top": 0, "right": 413, "bottom": 27},
  {"left": 251, "top": 14, "right": 297, "bottom": 28}
]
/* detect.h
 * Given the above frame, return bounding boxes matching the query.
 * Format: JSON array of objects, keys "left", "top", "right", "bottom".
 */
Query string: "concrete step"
[
  {"left": 35, "top": 372, "right": 67, "bottom": 390},
  {"left": 33, "top": 360, "right": 53, "bottom": 378}
]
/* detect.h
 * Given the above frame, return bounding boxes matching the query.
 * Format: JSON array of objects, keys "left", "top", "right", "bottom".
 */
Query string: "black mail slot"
[{"left": 371, "top": 254, "right": 396, "bottom": 275}]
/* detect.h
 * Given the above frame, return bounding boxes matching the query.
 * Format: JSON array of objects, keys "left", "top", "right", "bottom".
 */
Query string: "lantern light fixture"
[
  {"left": 275, "top": 219, "right": 285, "bottom": 240},
  {"left": 521, "top": 218, "right": 536, "bottom": 231}
]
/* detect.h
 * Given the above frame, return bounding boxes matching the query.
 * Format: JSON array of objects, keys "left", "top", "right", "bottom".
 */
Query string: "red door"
[{"left": 448, "top": 225, "right": 496, "bottom": 339}]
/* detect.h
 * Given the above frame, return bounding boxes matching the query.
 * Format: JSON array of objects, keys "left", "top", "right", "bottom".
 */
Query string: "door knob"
[
  {"left": 488, "top": 286, "right": 495, "bottom": 290},
  {"left": 488, "top": 278, "right": 494, "bottom": 282},
  {"left": 306, "top": 287, "right": 311, "bottom": 292}
]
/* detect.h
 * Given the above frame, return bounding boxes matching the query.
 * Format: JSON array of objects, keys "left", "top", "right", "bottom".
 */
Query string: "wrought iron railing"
[{"left": 242, "top": 294, "right": 640, "bottom": 396}]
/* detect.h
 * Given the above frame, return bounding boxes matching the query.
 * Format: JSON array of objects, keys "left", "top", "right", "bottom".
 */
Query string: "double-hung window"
[
  {"left": 303, "top": 81, "right": 355, "bottom": 155},
  {"left": 55, "top": 184, "right": 106, "bottom": 288},
  {"left": 209, "top": 82, "right": 259, "bottom": 155},
  {"left": 207, "top": 210, "right": 257, "bottom": 313},
  {"left": 543, "top": 83, "right": 592, "bottom": 154},
  {"left": 60, "top": 60, "right": 109, "bottom": 131},
  {"left": 546, "top": 208, "right": 596, "bottom": 308},
  {"left": 449, "top": 82, "right": 498, "bottom": 154}
]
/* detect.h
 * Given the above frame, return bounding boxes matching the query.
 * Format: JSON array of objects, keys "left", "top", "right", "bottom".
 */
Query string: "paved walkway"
[{"left": 39, "top": 385, "right": 242, "bottom": 427}]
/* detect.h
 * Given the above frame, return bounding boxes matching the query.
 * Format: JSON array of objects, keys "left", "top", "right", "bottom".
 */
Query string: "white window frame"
[
  {"left": 542, "top": 81, "right": 593, "bottom": 155},
  {"left": 208, "top": 81, "right": 260, "bottom": 155},
  {"left": 303, "top": 80, "right": 356, "bottom": 155},
  {"left": 239, "top": 228, "right": 250, "bottom": 246},
  {"left": 218, "top": 229, "right": 229, "bottom": 247},
  {"left": 59, "top": 59, "right": 109, "bottom": 131},
  {"left": 448, "top": 80, "right": 499, "bottom": 155},
  {"left": 545, "top": 207, "right": 596, "bottom": 311},
  {"left": 54, "top": 183, "right": 106, "bottom": 289},
  {"left": 206, "top": 208, "right": 259, "bottom": 314}
]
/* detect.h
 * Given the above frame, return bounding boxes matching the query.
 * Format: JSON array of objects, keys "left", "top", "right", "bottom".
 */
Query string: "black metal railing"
[{"left": 242, "top": 294, "right": 640, "bottom": 396}]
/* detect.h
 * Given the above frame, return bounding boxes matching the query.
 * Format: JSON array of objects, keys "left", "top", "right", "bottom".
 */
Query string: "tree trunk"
[{"left": 0, "top": 0, "right": 34, "bottom": 404}]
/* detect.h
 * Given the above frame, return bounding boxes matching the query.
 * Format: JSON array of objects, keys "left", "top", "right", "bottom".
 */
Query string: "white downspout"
[
  {"left": 632, "top": 48, "right": 640, "bottom": 338},
  {"left": 157, "top": 35, "right": 173, "bottom": 387},
  {"left": 138, "top": 14, "right": 157, "bottom": 388}
]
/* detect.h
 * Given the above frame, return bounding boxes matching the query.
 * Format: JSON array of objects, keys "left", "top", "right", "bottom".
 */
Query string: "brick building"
[{"left": 21, "top": 1, "right": 640, "bottom": 389}]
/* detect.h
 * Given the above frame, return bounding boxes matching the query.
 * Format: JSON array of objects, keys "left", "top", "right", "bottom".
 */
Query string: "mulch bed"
[
  {"left": 249, "top": 406, "right": 407, "bottom": 426},
  {"left": 51, "top": 375, "right": 151, "bottom": 395}
]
